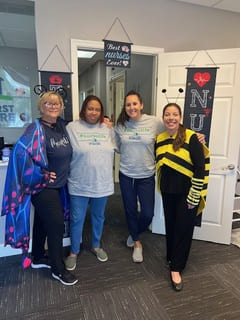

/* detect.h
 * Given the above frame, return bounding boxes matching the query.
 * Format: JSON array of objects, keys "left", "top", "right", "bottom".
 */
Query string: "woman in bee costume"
[{"left": 156, "top": 103, "right": 210, "bottom": 291}]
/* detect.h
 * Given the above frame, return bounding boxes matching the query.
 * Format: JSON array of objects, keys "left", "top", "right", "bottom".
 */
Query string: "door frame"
[{"left": 70, "top": 39, "right": 164, "bottom": 120}]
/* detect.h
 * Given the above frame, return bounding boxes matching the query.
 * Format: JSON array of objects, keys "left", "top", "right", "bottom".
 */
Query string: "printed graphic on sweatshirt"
[
  {"left": 124, "top": 127, "right": 151, "bottom": 141},
  {"left": 50, "top": 136, "right": 70, "bottom": 148},
  {"left": 78, "top": 132, "right": 108, "bottom": 145}
]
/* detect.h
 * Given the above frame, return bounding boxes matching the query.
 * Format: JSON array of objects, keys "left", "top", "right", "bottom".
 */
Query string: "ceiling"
[
  {"left": 0, "top": 0, "right": 35, "bottom": 49},
  {"left": 174, "top": 0, "right": 240, "bottom": 13},
  {"left": 78, "top": 51, "right": 104, "bottom": 76},
  {"left": 1, "top": 0, "right": 240, "bottom": 51},
  {"left": 1, "top": 0, "right": 240, "bottom": 74}
]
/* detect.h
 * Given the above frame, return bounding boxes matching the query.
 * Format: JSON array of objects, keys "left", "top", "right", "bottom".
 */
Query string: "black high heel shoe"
[{"left": 170, "top": 272, "right": 183, "bottom": 292}]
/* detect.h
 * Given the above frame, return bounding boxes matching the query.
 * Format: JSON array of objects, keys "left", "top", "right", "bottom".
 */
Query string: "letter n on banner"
[
  {"left": 183, "top": 67, "right": 217, "bottom": 147},
  {"left": 183, "top": 67, "right": 217, "bottom": 226}
]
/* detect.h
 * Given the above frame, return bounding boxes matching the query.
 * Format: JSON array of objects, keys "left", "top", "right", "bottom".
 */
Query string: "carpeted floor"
[{"left": 0, "top": 184, "right": 240, "bottom": 320}]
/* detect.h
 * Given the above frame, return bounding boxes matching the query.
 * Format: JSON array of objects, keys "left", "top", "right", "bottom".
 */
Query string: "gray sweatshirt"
[
  {"left": 67, "top": 120, "right": 116, "bottom": 197},
  {"left": 115, "top": 114, "right": 164, "bottom": 178}
]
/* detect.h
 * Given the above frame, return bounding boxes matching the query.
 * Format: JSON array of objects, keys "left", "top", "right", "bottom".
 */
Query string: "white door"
[{"left": 152, "top": 48, "right": 240, "bottom": 244}]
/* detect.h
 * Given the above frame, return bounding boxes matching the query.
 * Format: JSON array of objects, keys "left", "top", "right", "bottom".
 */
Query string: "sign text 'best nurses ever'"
[{"left": 104, "top": 40, "right": 131, "bottom": 68}]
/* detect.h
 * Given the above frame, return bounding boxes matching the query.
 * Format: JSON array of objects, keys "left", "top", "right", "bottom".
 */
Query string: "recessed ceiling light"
[{"left": 77, "top": 50, "right": 96, "bottom": 58}]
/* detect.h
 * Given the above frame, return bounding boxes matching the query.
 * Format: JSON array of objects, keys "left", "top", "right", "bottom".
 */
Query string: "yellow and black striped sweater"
[{"left": 155, "top": 129, "right": 210, "bottom": 215}]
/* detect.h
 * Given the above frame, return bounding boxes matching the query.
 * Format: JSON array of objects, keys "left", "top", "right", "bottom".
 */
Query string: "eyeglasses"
[{"left": 44, "top": 102, "right": 61, "bottom": 108}]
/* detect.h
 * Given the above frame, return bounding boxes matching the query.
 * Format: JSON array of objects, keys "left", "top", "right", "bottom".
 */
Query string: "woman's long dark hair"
[
  {"left": 117, "top": 90, "right": 143, "bottom": 127},
  {"left": 162, "top": 103, "right": 186, "bottom": 151},
  {"left": 80, "top": 95, "right": 104, "bottom": 123}
]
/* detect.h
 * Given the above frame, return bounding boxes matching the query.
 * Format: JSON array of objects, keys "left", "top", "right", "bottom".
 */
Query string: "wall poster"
[{"left": 0, "top": 66, "right": 31, "bottom": 128}]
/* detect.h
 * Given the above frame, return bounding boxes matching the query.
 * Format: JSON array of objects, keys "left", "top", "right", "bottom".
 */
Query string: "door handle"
[
  {"left": 227, "top": 164, "right": 235, "bottom": 170},
  {"left": 210, "top": 164, "right": 236, "bottom": 175}
]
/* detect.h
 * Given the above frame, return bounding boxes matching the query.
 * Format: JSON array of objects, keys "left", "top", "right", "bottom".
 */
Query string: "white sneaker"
[
  {"left": 126, "top": 235, "right": 134, "bottom": 248},
  {"left": 132, "top": 246, "right": 143, "bottom": 263}
]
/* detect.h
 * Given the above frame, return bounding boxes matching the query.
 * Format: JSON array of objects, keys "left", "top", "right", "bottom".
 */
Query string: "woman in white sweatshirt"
[{"left": 64, "top": 95, "right": 116, "bottom": 271}]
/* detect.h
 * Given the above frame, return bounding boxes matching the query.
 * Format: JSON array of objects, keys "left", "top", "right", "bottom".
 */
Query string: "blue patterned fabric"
[{"left": 1, "top": 119, "right": 49, "bottom": 253}]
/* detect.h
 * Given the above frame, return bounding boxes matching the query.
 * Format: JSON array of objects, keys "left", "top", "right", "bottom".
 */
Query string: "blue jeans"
[
  {"left": 70, "top": 195, "right": 108, "bottom": 254},
  {"left": 119, "top": 171, "right": 155, "bottom": 241}
]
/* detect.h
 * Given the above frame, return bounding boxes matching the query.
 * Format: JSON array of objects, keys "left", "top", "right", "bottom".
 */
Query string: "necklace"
[{"left": 41, "top": 118, "right": 57, "bottom": 128}]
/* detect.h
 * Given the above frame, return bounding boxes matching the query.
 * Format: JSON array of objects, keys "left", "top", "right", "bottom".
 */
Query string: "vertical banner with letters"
[
  {"left": 40, "top": 71, "right": 73, "bottom": 122},
  {"left": 183, "top": 67, "right": 217, "bottom": 226},
  {"left": 183, "top": 67, "right": 217, "bottom": 147}
]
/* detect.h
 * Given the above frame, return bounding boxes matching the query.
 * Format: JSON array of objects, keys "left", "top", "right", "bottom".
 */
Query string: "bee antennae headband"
[{"left": 161, "top": 88, "right": 184, "bottom": 104}]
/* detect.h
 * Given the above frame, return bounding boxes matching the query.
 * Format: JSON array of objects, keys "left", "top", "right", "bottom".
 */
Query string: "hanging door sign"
[
  {"left": 183, "top": 67, "right": 217, "bottom": 146},
  {"left": 40, "top": 71, "right": 73, "bottom": 121},
  {"left": 183, "top": 67, "right": 217, "bottom": 227},
  {"left": 104, "top": 40, "right": 131, "bottom": 68}
]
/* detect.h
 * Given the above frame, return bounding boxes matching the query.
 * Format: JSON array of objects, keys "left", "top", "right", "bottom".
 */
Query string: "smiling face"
[
  {"left": 39, "top": 92, "right": 63, "bottom": 123},
  {"left": 124, "top": 94, "right": 143, "bottom": 120},
  {"left": 85, "top": 99, "right": 101, "bottom": 124},
  {"left": 163, "top": 104, "right": 182, "bottom": 136}
]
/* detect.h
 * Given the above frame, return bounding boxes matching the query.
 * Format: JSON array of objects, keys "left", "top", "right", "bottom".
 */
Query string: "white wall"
[{"left": 34, "top": 0, "right": 240, "bottom": 72}]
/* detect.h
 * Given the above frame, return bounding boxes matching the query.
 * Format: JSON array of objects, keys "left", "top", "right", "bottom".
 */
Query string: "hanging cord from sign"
[
  {"left": 39, "top": 44, "right": 72, "bottom": 72},
  {"left": 186, "top": 50, "right": 219, "bottom": 69},
  {"left": 103, "top": 17, "right": 133, "bottom": 44}
]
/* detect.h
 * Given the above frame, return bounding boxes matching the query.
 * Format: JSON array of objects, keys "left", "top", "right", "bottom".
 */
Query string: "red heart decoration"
[
  {"left": 203, "top": 108, "right": 211, "bottom": 117},
  {"left": 194, "top": 72, "right": 211, "bottom": 87}
]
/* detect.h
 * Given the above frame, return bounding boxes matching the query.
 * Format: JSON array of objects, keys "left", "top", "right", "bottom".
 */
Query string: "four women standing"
[{"left": 2, "top": 90, "right": 209, "bottom": 292}]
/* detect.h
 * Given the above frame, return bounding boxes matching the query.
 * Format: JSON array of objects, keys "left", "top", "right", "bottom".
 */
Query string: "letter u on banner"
[{"left": 183, "top": 67, "right": 218, "bottom": 147}]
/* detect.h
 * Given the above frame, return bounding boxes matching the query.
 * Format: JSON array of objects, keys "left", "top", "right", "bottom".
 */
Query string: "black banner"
[
  {"left": 104, "top": 40, "right": 131, "bottom": 68},
  {"left": 183, "top": 67, "right": 217, "bottom": 146},
  {"left": 40, "top": 71, "right": 73, "bottom": 121}
]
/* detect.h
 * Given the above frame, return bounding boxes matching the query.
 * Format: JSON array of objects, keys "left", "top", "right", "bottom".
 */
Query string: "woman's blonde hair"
[{"left": 38, "top": 91, "right": 64, "bottom": 115}]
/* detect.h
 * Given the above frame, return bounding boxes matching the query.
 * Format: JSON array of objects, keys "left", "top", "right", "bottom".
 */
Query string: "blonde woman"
[{"left": 2, "top": 92, "right": 78, "bottom": 286}]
